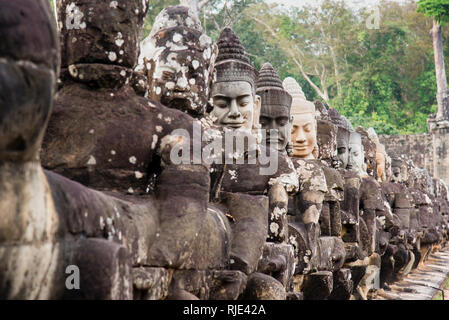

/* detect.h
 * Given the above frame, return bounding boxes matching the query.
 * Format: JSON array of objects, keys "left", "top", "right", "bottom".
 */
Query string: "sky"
[{"left": 265, "top": 0, "right": 416, "bottom": 10}]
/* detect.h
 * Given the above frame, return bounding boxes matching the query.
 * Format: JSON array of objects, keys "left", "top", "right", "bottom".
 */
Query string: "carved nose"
[
  {"left": 295, "top": 130, "right": 306, "bottom": 142},
  {"left": 228, "top": 100, "right": 241, "bottom": 119}
]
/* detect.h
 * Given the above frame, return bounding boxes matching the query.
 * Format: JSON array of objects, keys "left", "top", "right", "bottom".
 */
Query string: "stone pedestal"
[{"left": 428, "top": 119, "right": 449, "bottom": 185}]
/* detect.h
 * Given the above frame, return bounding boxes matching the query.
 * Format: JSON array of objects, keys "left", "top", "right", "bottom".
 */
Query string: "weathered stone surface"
[
  {"left": 220, "top": 192, "right": 268, "bottom": 275},
  {"left": 133, "top": 267, "right": 171, "bottom": 300},
  {"left": 140, "top": 5, "right": 217, "bottom": 117},
  {"left": 257, "top": 242, "right": 295, "bottom": 289},
  {"left": 168, "top": 269, "right": 247, "bottom": 300},
  {"left": 328, "top": 268, "right": 353, "bottom": 300},
  {"left": 317, "top": 120, "right": 337, "bottom": 166},
  {"left": 58, "top": 0, "right": 148, "bottom": 69},
  {"left": 240, "top": 272, "right": 286, "bottom": 300},
  {"left": 302, "top": 271, "right": 333, "bottom": 300},
  {"left": 318, "top": 236, "right": 346, "bottom": 272},
  {"left": 65, "top": 238, "right": 132, "bottom": 300}
]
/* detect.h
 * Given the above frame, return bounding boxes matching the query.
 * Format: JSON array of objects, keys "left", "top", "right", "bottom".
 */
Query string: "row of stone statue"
[{"left": 0, "top": 0, "right": 448, "bottom": 300}]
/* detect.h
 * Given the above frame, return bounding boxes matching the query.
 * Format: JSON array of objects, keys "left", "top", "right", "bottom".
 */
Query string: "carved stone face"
[
  {"left": 391, "top": 166, "right": 402, "bottom": 183},
  {"left": 259, "top": 105, "right": 291, "bottom": 152},
  {"left": 146, "top": 33, "right": 215, "bottom": 117},
  {"left": 210, "top": 81, "right": 260, "bottom": 131},
  {"left": 347, "top": 143, "right": 365, "bottom": 174},
  {"left": 337, "top": 145, "right": 349, "bottom": 169},
  {"left": 336, "top": 127, "right": 350, "bottom": 169},
  {"left": 317, "top": 120, "right": 337, "bottom": 162},
  {"left": 291, "top": 114, "right": 316, "bottom": 158}
]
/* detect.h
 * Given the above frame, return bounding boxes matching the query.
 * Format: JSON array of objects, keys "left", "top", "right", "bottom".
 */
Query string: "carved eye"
[
  {"left": 277, "top": 118, "right": 288, "bottom": 126},
  {"left": 240, "top": 101, "right": 249, "bottom": 107},
  {"left": 259, "top": 117, "right": 269, "bottom": 125},
  {"left": 214, "top": 99, "right": 228, "bottom": 109},
  {"left": 338, "top": 147, "right": 346, "bottom": 154},
  {"left": 304, "top": 124, "right": 312, "bottom": 132}
]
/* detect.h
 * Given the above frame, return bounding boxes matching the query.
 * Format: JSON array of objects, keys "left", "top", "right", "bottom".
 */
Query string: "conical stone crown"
[
  {"left": 214, "top": 27, "right": 257, "bottom": 89},
  {"left": 282, "top": 77, "right": 314, "bottom": 116},
  {"left": 256, "top": 63, "right": 283, "bottom": 89},
  {"left": 216, "top": 27, "right": 250, "bottom": 64},
  {"left": 256, "top": 63, "right": 291, "bottom": 109}
]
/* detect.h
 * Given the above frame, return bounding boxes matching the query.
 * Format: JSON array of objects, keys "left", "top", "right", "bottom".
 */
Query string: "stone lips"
[{"left": 256, "top": 63, "right": 292, "bottom": 109}]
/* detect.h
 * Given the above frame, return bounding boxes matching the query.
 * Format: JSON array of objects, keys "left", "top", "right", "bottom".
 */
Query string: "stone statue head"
[
  {"left": 317, "top": 120, "right": 337, "bottom": 165},
  {"left": 283, "top": 77, "right": 317, "bottom": 159},
  {"left": 336, "top": 126, "right": 351, "bottom": 169},
  {"left": 58, "top": 0, "right": 148, "bottom": 69},
  {"left": 256, "top": 63, "right": 292, "bottom": 153},
  {"left": 391, "top": 157, "right": 404, "bottom": 183},
  {"left": 0, "top": 0, "right": 59, "bottom": 162},
  {"left": 356, "top": 127, "right": 377, "bottom": 179},
  {"left": 328, "top": 108, "right": 354, "bottom": 132},
  {"left": 347, "top": 132, "right": 366, "bottom": 175},
  {"left": 140, "top": 6, "right": 217, "bottom": 117},
  {"left": 367, "top": 127, "right": 387, "bottom": 182},
  {"left": 375, "top": 144, "right": 387, "bottom": 182},
  {"left": 210, "top": 27, "right": 260, "bottom": 132}
]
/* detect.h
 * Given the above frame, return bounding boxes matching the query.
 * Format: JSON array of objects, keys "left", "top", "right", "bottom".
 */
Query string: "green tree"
[{"left": 418, "top": 0, "right": 449, "bottom": 119}]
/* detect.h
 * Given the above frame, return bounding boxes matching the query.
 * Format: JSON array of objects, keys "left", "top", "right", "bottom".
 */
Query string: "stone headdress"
[
  {"left": 214, "top": 27, "right": 258, "bottom": 91},
  {"left": 256, "top": 63, "right": 292, "bottom": 112},
  {"left": 282, "top": 77, "right": 315, "bottom": 117}
]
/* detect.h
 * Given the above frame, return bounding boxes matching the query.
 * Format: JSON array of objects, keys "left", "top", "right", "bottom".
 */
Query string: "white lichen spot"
[
  {"left": 119, "top": 50, "right": 124, "bottom": 55},
  {"left": 155, "top": 125, "right": 163, "bottom": 133},
  {"left": 107, "top": 51, "right": 117, "bottom": 62},
  {"left": 115, "top": 32, "right": 124, "bottom": 47},
  {"left": 66, "top": 2, "right": 86, "bottom": 30},
  {"left": 165, "top": 81, "right": 175, "bottom": 90},
  {"left": 110, "top": 1, "right": 118, "bottom": 9},
  {"left": 199, "top": 34, "right": 212, "bottom": 47},
  {"left": 127, "top": 187, "right": 134, "bottom": 194},
  {"left": 151, "top": 134, "right": 159, "bottom": 150},
  {"left": 68, "top": 64, "right": 78, "bottom": 78},
  {"left": 172, "top": 33, "right": 182, "bottom": 43},
  {"left": 135, "top": 171, "right": 143, "bottom": 179},
  {"left": 89, "top": 129, "right": 95, "bottom": 134},
  {"left": 189, "top": 78, "right": 196, "bottom": 85},
  {"left": 129, "top": 156, "right": 137, "bottom": 164},
  {"left": 228, "top": 170, "right": 238, "bottom": 182},
  {"left": 99, "top": 216, "right": 105, "bottom": 230},
  {"left": 270, "top": 222, "right": 279, "bottom": 235},
  {"left": 155, "top": 87, "right": 162, "bottom": 95},
  {"left": 164, "top": 117, "right": 172, "bottom": 124},
  {"left": 111, "top": 150, "right": 116, "bottom": 155},
  {"left": 192, "top": 60, "right": 200, "bottom": 70},
  {"left": 120, "top": 70, "right": 126, "bottom": 77},
  {"left": 87, "top": 155, "right": 96, "bottom": 165}
]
